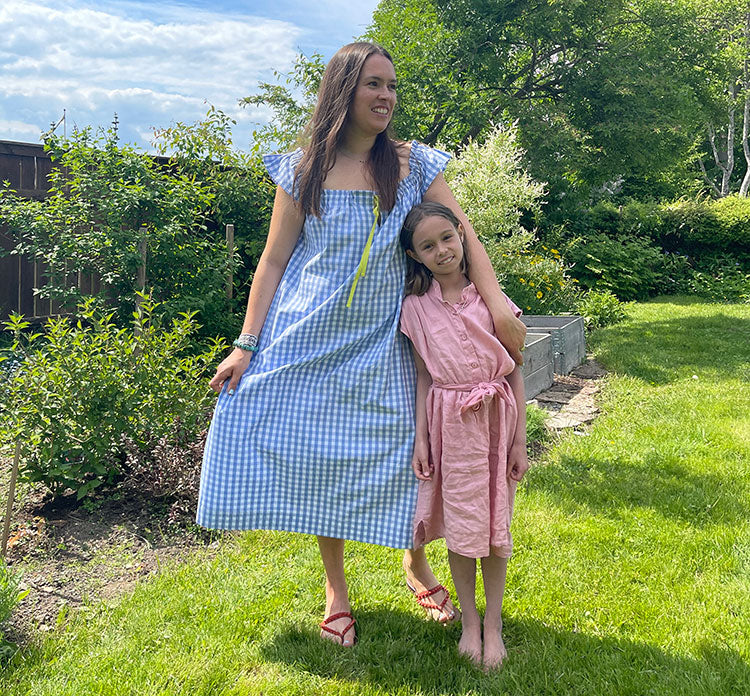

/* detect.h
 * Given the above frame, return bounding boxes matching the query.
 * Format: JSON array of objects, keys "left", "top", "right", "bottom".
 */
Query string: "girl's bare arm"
[
  {"left": 411, "top": 346, "right": 433, "bottom": 481},
  {"left": 505, "top": 366, "right": 530, "bottom": 481}
]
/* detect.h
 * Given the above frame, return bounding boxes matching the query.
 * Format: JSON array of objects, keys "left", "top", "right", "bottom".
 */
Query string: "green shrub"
[
  {"left": 486, "top": 237, "right": 581, "bottom": 314},
  {"left": 686, "top": 256, "right": 750, "bottom": 303},
  {"left": 0, "top": 296, "right": 225, "bottom": 498},
  {"left": 653, "top": 251, "right": 694, "bottom": 296},
  {"left": 0, "top": 110, "right": 275, "bottom": 341},
  {"left": 563, "top": 233, "right": 662, "bottom": 300},
  {"left": 574, "top": 289, "right": 628, "bottom": 330},
  {"left": 657, "top": 197, "right": 750, "bottom": 259},
  {"left": 445, "top": 122, "right": 546, "bottom": 239}
]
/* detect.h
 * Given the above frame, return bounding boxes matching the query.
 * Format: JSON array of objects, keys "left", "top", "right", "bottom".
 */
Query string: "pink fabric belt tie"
[{"left": 432, "top": 380, "right": 507, "bottom": 414}]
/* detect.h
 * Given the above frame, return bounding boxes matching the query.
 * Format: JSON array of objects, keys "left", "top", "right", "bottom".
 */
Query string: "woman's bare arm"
[{"left": 209, "top": 186, "right": 305, "bottom": 393}]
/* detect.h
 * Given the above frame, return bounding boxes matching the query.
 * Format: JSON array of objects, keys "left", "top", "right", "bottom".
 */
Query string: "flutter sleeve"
[
  {"left": 262, "top": 148, "right": 303, "bottom": 198},
  {"left": 411, "top": 141, "right": 452, "bottom": 198},
  {"left": 398, "top": 295, "right": 418, "bottom": 344}
]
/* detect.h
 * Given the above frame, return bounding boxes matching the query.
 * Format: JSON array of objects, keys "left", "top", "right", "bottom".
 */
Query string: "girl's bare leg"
[
  {"left": 447, "top": 550, "right": 482, "bottom": 665},
  {"left": 480, "top": 554, "right": 508, "bottom": 669},
  {"left": 403, "top": 547, "right": 458, "bottom": 622},
  {"left": 317, "top": 536, "right": 355, "bottom": 646}
]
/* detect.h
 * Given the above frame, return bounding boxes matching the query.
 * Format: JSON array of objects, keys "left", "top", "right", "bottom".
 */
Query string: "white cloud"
[
  {"left": 0, "top": 118, "right": 44, "bottom": 142},
  {"left": 0, "top": 0, "right": 305, "bottom": 149}
]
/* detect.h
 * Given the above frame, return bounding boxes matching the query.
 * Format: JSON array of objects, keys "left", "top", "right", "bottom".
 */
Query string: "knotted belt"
[{"left": 432, "top": 380, "right": 508, "bottom": 414}]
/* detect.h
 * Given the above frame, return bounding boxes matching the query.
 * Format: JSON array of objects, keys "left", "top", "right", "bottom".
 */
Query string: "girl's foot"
[
  {"left": 458, "top": 619, "right": 482, "bottom": 666},
  {"left": 482, "top": 622, "right": 507, "bottom": 670},
  {"left": 403, "top": 552, "right": 459, "bottom": 623}
]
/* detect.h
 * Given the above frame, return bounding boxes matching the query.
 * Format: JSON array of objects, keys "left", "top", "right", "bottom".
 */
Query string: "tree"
[
  {"left": 366, "top": 0, "right": 709, "bottom": 202},
  {"left": 240, "top": 54, "right": 325, "bottom": 152},
  {"left": 694, "top": 1, "right": 750, "bottom": 197}
]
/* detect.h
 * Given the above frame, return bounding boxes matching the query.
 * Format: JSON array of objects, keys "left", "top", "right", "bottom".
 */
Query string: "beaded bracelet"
[{"left": 233, "top": 333, "right": 259, "bottom": 352}]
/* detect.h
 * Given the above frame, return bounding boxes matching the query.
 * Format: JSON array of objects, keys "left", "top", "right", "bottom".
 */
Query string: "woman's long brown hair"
[{"left": 293, "top": 42, "right": 401, "bottom": 217}]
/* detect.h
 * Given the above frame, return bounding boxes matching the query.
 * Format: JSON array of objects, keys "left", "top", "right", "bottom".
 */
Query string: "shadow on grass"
[
  {"left": 590, "top": 311, "right": 750, "bottom": 385},
  {"left": 262, "top": 610, "right": 749, "bottom": 695},
  {"left": 528, "top": 453, "right": 748, "bottom": 527}
]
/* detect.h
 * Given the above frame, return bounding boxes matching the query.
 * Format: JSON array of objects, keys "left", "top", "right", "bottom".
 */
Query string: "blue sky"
[{"left": 0, "top": 0, "right": 380, "bottom": 151}]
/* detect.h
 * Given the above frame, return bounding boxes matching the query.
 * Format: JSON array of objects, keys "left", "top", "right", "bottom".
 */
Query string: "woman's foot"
[
  {"left": 403, "top": 550, "right": 459, "bottom": 623},
  {"left": 458, "top": 618, "right": 482, "bottom": 666},
  {"left": 320, "top": 611, "right": 356, "bottom": 647},
  {"left": 320, "top": 583, "right": 356, "bottom": 646},
  {"left": 482, "top": 620, "right": 507, "bottom": 670}
]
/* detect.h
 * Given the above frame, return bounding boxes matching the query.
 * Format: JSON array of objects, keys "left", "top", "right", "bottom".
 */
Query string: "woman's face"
[{"left": 347, "top": 54, "right": 397, "bottom": 138}]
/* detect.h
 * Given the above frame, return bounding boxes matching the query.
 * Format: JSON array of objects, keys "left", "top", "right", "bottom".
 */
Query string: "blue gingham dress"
[{"left": 196, "top": 141, "right": 451, "bottom": 548}]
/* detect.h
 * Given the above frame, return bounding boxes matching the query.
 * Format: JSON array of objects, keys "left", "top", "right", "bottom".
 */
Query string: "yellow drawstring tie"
[{"left": 346, "top": 194, "right": 379, "bottom": 308}]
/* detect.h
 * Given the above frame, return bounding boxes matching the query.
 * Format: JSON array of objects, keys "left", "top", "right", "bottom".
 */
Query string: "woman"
[{"left": 197, "top": 42, "right": 526, "bottom": 647}]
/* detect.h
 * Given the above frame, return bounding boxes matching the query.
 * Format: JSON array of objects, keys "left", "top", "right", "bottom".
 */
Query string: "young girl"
[{"left": 399, "top": 201, "right": 530, "bottom": 669}]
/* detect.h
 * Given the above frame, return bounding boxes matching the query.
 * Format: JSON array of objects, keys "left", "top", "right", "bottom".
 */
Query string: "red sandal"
[
  {"left": 406, "top": 580, "right": 460, "bottom": 624},
  {"left": 319, "top": 611, "right": 357, "bottom": 646}
]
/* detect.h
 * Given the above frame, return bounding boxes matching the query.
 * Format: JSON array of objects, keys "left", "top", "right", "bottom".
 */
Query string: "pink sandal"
[
  {"left": 319, "top": 611, "right": 357, "bottom": 646},
  {"left": 406, "top": 580, "right": 460, "bottom": 623}
]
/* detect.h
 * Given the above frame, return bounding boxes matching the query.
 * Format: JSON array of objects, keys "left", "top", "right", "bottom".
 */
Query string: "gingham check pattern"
[{"left": 196, "top": 142, "right": 451, "bottom": 548}]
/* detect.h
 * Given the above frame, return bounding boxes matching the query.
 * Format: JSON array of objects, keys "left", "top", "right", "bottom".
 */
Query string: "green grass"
[{"left": 2, "top": 297, "right": 749, "bottom": 695}]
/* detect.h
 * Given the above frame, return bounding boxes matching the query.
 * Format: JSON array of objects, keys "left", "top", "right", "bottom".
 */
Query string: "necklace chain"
[{"left": 338, "top": 148, "right": 369, "bottom": 164}]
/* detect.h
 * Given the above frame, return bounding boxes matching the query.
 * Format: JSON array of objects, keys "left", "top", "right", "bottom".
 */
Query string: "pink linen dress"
[{"left": 399, "top": 281, "right": 521, "bottom": 558}]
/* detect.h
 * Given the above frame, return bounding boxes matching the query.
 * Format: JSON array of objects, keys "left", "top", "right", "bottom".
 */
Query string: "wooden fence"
[
  {"left": 0, "top": 140, "right": 62, "bottom": 322},
  {"left": 0, "top": 140, "right": 236, "bottom": 323}
]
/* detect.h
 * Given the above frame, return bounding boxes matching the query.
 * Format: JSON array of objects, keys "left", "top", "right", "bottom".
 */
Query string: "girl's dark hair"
[
  {"left": 294, "top": 42, "right": 401, "bottom": 217},
  {"left": 400, "top": 202, "right": 470, "bottom": 296}
]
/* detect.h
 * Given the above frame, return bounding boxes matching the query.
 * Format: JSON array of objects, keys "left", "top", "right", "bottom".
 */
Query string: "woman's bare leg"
[
  {"left": 317, "top": 536, "right": 355, "bottom": 646},
  {"left": 480, "top": 554, "right": 508, "bottom": 669},
  {"left": 403, "top": 547, "right": 458, "bottom": 622},
  {"left": 448, "top": 550, "right": 482, "bottom": 665}
]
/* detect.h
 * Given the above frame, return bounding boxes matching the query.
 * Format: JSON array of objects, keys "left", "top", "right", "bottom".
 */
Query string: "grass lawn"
[{"left": 2, "top": 297, "right": 749, "bottom": 695}]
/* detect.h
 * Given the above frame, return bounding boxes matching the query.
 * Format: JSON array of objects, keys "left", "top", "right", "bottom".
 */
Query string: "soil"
[
  {"left": 1, "top": 488, "right": 221, "bottom": 647},
  {"left": 0, "top": 357, "right": 606, "bottom": 649}
]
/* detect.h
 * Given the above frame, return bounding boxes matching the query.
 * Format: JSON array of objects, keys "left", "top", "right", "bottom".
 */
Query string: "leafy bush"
[
  {"left": 563, "top": 233, "right": 663, "bottom": 300},
  {"left": 120, "top": 420, "right": 209, "bottom": 525},
  {"left": 686, "top": 256, "right": 750, "bottom": 303},
  {"left": 574, "top": 289, "right": 628, "bottom": 330},
  {"left": 551, "top": 197, "right": 750, "bottom": 265},
  {"left": 445, "top": 122, "right": 546, "bottom": 239},
  {"left": 658, "top": 196, "right": 750, "bottom": 259},
  {"left": 653, "top": 251, "right": 694, "bottom": 296},
  {"left": 0, "top": 110, "right": 275, "bottom": 340},
  {"left": 0, "top": 296, "right": 225, "bottom": 498},
  {"left": 485, "top": 238, "right": 581, "bottom": 314}
]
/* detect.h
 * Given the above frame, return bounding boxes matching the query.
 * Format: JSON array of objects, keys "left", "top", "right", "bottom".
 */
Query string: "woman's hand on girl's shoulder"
[
  {"left": 209, "top": 348, "right": 253, "bottom": 395},
  {"left": 507, "top": 441, "right": 529, "bottom": 482}
]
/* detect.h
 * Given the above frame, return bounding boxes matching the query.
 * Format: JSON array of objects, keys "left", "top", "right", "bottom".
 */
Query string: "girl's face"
[
  {"left": 407, "top": 215, "right": 465, "bottom": 279},
  {"left": 347, "top": 54, "right": 397, "bottom": 138}
]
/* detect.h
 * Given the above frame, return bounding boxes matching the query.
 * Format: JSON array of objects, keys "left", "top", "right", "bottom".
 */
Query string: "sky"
[{"left": 0, "top": 0, "right": 381, "bottom": 151}]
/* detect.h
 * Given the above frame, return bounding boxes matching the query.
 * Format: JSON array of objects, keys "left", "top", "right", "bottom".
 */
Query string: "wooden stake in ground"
[{"left": 1, "top": 440, "right": 21, "bottom": 557}]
